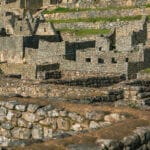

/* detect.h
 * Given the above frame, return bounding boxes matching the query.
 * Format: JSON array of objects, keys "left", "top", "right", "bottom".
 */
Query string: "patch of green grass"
[
  {"left": 48, "top": 15, "right": 142, "bottom": 24},
  {"left": 140, "top": 68, "right": 150, "bottom": 73},
  {"left": 57, "top": 28, "right": 111, "bottom": 36},
  {"left": 144, "top": 3, "right": 150, "bottom": 8},
  {"left": 43, "top": 5, "right": 137, "bottom": 14}
]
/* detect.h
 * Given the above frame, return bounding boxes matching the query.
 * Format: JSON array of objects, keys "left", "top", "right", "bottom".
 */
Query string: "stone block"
[
  {"left": 32, "top": 125, "right": 43, "bottom": 140},
  {"left": 11, "top": 127, "right": 31, "bottom": 139},
  {"left": 57, "top": 118, "right": 70, "bottom": 130},
  {"left": 15, "top": 104, "right": 27, "bottom": 112},
  {"left": 27, "top": 104, "right": 40, "bottom": 113}
]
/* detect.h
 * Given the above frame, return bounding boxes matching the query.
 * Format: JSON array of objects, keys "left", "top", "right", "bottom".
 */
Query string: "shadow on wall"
[{"left": 65, "top": 40, "right": 95, "bottom": 60}]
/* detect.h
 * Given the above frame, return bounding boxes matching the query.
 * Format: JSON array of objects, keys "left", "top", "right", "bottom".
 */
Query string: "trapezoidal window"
[
  {"left": 99, "top": 47, "right": 102, "bottom": 51},
  {"left": 98, "top": 58, "right": 104, "bottom": 64},
  {"left": 125, "top": 58, "right": 129, "bottom": 62},
  {"left": 111, "top": 57, "right": 117, "bottom": 63},
  {"left": 44, "top": 28, "right": 46, "bottom": 32},
  {"left": 20, "top": 26, "right": 22, "bottom": 31},
  {"left": 85, "top": 58, "right": 91, "bottom": 63}
]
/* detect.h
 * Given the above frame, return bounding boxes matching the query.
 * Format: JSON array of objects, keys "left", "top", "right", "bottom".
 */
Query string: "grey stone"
[
  {"left": 89, "top": 121, "right": 100, "bottom": 129},
  {"left": 36, "top": 108, "right": 47, "bottom": 117},
  {"left": 0, "top": 136, "right": 11, "bottom": 147},
  {"left": 48, "top": 109, "right": 59, "bottom": 117},
  {"left": 15, "top": 104, "right": 27, "bottom": 112},
  {"left": 11, "top": 127, "right": 31, "bottom": 139},
  {"left": 5, "top": 101, "right": 18, "bottom": 109},
  {"left": 71, "top": 123, "right": 82, "bottom": 131},
  {"left": 59, "top": 110, "right": 68, "bottom": 117},
  {"left": 0, "top": 127, "right": 12, "bottom": 138},
  {"left": 57, "top": 118, "right": 70, "bottom": 130},
  {"left": 67, "top": 143, "right": 99, "bottom": 150},
  {"left": 86, "top": 111, "right": 105, "bottom": 121},
  {"left": 18, "top": 118, "right": 32, "bottom": 128},
  {"left": 39, "top": 118, "right": 53, "bottom": 126},
  {"left": 43, "top": 104, "right": 53, "bottom": 111},
  {"left": 43, "top": 127, "right": 52, "bottom": 139},
  {"left": 22, "top": 112, "right": 36, "bottom": 123},
  {"left": 104, "top": 113, "right": 126, "bottom": 123},
  {"left": 6, "top": 110, "right": 22, "bottom": 121},
  {"left": 96, "top": 139, "right": 123, "bottom": 149},
  {"left": 122, "top": 134, "right": 141, "bottom": 149},
  {"left": 1, "top": 122, "right": 14, "bottom": 130},
  {"left": 68, "top": 112, "right": 84, "bottom": 123},
  {"left": 27, "top": 104, "right": 40, "bottom": 113},
  {"left": 32, "top": 125, "right": 43, "bottom": 140},
  {"left": 0, "top": 107, "right": 7, "bottom": 116}
]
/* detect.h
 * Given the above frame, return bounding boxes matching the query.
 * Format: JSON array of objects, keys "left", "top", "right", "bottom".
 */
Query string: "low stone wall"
[
  {"left": 137, "top": 72, "right": 150, "bottom": 79},
  {"left": 47, "top": 75, "right": 125, "bottom": 88},
  {"left": 54, "top": 21, "right": 130, "bottom": 30},
  {"left": 0, "top": 78, "right": 109, "bottom": 98},
  {"left": 96, "top": 126, "right": 150, "bottom": 150},
  {"left": 45, "top": 7, "right": 150, "bottom": 20},
  {"left": 0, "top": 100, "right": 126, "bottom": 147}
]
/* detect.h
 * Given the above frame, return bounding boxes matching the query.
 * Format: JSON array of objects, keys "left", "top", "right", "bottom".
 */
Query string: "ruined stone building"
[{"left": 0, "top": 0, "right": 150, "bottom": 80}]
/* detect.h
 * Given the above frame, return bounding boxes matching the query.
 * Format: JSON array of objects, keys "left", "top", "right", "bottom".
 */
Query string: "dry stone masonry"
[{"left": 0, "top": 100, "right": 127, "bottom": 147}]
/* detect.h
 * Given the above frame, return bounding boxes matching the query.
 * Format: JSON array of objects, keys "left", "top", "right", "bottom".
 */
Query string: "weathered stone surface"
[
  {"left": 6, "top": 110, "right": 22, "bottom": 121},
  {"left": 15, "top": 104, "right": 27, "bottom": 112},
  {"left": 98, "top": 121, "right": 112, "bottom": 128},
  {"left": 71, "top": 123, "right": 82, "bottom": 131},
  {"left": 48, "top": 109, "right": 59, "bottom": 117},
  {"left": 134, "top": 127, "right": 150, "bottom": 144},
  {"left": 57, "top": 118, "right": 70, "bottom": 130},
  {"left": 122, "top": 134, "right": 141, "bottom": 149},
  {"left": 22, "top": 112, "right": 36, "bottom": 123},
  {"left": 67, "top": 143, "right": 99, "bottom": 150},
  {"left": 0, "top": 136, "right": 11, "bottom": 147},
  {"left": 89, "top": 121, "right": 100, "bottom": 129},
  {"left": 36, "top": 108, "right": 47, "bottom": 117},
  {"left": 5, "top": 101, "right": 18, "bottom": 109},
  {"left": 39, "top": 118, "right": 53, "bottom": 126},
  {"left": 27, "top": 104, "right": 40, "bottom": 113},
  {"left": 0, "top": 127, "right": 11, "bottom": 138},
  {"left": 43, "top": 127, "right": 52, "bottom": 139},
  {"left": 68, "top": 112, "right": 84, "bottom": 123},
  {"left": 104, "top": 113, "right": 126, "bottom": 123},
  {"left": 0, "top": 107, "right": 7, "bottom": 116},
  {"left": 32, "top": 125, "right": 43, "bottom": 140},
  {"left": 11, "top": 127, "right": 31, "bottom": 139},
  {"left": 59, "top": 110, "right": 68, "bottom": 117},
  {"left": 1, "top": 122, "right": 14, "bottom": 130},
  {"left": 96, "top": 139, "right": 123, "bottom": 149},
  {"left": 18, "top": 118, "right": 32, "bottom": 129},
  {"left": 86, "top": 111, "right": 105, "bottom": 121},
  {"left": 43, "top": 105, "right": 53, "bottom": 112}
]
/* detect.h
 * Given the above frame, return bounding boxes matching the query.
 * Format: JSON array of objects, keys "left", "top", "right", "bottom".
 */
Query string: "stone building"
[{"left": 0, "top": 1, "right": 150, "bottom": 80}]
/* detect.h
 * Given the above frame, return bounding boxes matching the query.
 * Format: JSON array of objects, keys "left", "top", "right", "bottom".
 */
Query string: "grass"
[
  {"left": 48, "top": 15, "right": 142, "bottom": 24},
  {"left": 43, "top": 5, "right": 138, "bottom": 14},
  {"left": 140, "top": 68, "right": 150, "bottom": 73},
  {"left": 57, "top": 28, "right": 111, "bottom": 36}
]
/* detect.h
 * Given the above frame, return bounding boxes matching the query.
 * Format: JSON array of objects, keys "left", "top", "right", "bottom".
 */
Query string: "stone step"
[
  {"left": 141, "top": 98, "right": 150, "bottom": 106},
  {"left": 137, "top": 92, "right": 150, "bottom": 99}
]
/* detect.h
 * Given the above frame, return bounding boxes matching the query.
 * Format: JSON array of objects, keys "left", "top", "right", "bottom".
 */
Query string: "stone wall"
[
  {"left": 0, "top": 63, "right": 36, "bottom": 80},
  {"left": 0, "top": 36, "right": 23, "bottom": 63},
  {"left": 0, "top": 78, "right": 115, "bottom": 98},
  {"left": 45, "top": 7, "right": 150, "bottom": 20},
  {"left": 96, "top": 126, "right": 150, "bottom": 150},
  {"left": 0, "top": 100, "right": 127, "bottom": 147}
]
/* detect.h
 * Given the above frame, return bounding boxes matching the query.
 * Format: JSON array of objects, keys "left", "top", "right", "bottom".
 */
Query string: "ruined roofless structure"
[{"left": 0, "top": 0, "right": 150, "bottom": 80}]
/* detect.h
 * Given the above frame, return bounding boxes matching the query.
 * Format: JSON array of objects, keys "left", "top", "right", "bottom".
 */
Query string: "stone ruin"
[{"left": 0, "top": 0, "right": 150, "bottom": 80}]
